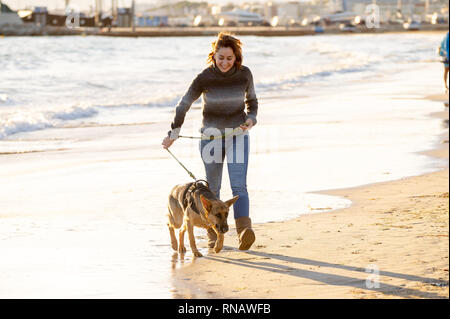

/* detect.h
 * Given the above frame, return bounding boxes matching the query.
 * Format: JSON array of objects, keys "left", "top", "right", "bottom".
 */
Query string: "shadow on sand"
[{"left": 185, "top": 248, "right": 449, "bottom": 298}]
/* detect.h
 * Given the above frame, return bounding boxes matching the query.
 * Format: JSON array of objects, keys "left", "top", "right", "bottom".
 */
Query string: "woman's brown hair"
[{"left": 207, "top": 32, "right": 243, "bottom": 69}]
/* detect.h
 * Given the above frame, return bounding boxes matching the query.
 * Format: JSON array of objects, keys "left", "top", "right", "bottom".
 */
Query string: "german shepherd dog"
[{"left": 167, "top": 180, "right": 239, "bottom": 257}]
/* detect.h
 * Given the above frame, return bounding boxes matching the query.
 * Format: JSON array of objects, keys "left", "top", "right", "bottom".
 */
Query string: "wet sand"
[{"left": 173, "top": 95, "right": 449, "bottom": 299}]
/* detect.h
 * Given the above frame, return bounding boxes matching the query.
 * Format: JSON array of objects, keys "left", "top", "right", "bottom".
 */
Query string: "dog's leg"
[
  {"left": 167, "top": 205, "right": 179, "bottom": 251},
  {"left": 168, "top": 223, "right": 178, "bottom": 251},
  {"left": 213, "top": 227, "right": 224, "bottom": 253},
  {"left": 186, "top": 221, "right": 203, "bottom": 257},
  {"left": 178, "top": 221, "right": 187, "bottom": 254}
]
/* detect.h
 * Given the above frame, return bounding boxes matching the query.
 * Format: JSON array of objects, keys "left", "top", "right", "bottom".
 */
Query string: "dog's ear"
[
  {"left": 224, "top": 195, "right": 239, "bottom": 208},
  {"left": 200, "top": 195, "right": 212, "bottom": 213}
]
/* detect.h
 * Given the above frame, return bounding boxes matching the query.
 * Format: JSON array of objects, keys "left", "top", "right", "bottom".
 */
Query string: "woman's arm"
[
  {"left": 244, "top": 69, "right": 258, "bottom": 127},
  {"left": 169, "top": 74, "right": 203, "bottom": 138},
  {"left": 162, "top": 73, "right": 203, "bottom": 149}
]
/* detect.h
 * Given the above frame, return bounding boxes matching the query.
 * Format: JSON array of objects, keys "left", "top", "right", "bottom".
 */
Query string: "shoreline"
[
  {"left": 1, "top": 24, "right": 448, "bottom": 37},
  {"left": 172, "top": 94, "right": 449, "bottom": 299},
  {"left": 95, "top": 25, "right": 449, "bottom": 37}
]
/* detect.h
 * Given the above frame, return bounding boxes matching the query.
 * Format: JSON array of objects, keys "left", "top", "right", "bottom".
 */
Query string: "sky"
[{"left": 3, "top": 0, "right": 299, "bottom": 11}]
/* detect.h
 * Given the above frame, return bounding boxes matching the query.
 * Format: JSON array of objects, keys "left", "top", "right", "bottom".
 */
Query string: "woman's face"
[{"left": 214, "top": 46, "right": 236, "bottom": 73}]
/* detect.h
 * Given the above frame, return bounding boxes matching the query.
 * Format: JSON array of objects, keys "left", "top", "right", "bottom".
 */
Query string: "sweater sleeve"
[
  {"left": 168, "top": 73, "right": 203, "bottom": 138},
  {"left": 245, "top": 68, "right": 258, "bottom": 126}
]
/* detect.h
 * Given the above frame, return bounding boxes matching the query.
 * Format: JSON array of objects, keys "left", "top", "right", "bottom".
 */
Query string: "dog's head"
[{"left": 199, "top": 195, "right": 239, "bottom": 233}]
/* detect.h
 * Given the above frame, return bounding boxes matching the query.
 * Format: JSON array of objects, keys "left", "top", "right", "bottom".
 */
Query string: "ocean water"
[
  {"left": 0, "top": 32, "right": 448, "bottom": 298},
  {"left": 0, "top": 33, "right": 444, "bottom": 141}
]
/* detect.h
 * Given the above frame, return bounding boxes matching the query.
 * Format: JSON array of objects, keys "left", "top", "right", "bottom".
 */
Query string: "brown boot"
[
  {"left": 207, "top": 227, "right": 217, "bottom": 248},
  {"left": 235, "top": 217, "right": 255, "bottom": 250}
]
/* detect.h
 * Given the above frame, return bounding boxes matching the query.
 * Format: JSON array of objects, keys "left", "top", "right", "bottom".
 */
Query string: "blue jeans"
[{"left": 199, "top": 132, "right": 250, "bottom": 219}]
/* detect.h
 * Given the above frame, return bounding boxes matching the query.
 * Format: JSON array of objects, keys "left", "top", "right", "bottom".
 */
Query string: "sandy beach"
[{"left": 173, "top": 95, "right": 449, "bottom": 299}]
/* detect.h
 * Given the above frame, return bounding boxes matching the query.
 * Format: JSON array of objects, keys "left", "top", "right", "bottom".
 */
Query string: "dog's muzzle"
[{"left": 216, "top": 224, "right": 229, "bottom": 233}]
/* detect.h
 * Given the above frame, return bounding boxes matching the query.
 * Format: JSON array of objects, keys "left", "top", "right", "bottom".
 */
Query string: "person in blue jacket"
[{"left": 438, "top": 32, "right": 449, "bottom": 91}]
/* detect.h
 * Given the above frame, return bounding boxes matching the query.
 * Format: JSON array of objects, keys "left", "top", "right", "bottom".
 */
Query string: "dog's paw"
[
  {"left": 207, "top": 242, "right": 216, "bottom": 248},
  {"left": 178, "top": 246, "right": 186, "bottom": 254},
  {"left": 171, "top": 242, "right": 178, "bottom": 251},
  {"left": 214, "top": 245, "right": 223, "bottom": 253},
  {"left": 193, "top": 250, "right": 203, "bottom": 257}
]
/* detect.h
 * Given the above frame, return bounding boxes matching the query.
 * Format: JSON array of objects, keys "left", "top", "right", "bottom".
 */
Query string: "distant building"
[
  {"left": 145, "top": 1, "right": 209, "bottom": 27},
  {"left": 334, "top": 0, "right": 449, "bottom": 22},
  {"left": 264, "top": 2, "right": 278, "bottom": 21},
  {"left": 241, "top": 2, "right": 265, "bottom": 16},
  {"left": 146, "top": 1, "right": 209, "bottom": 18},
  {"left": 218, "top": 9, "right": 264, "bottom": 26},
  {"left": 168, "top": 16, "right": 192, "bottom": 27},
  {"left": 0, "top": 2, "right": 23, "bottom": 26},
  {"left": 117, "top": 7, "right": 132, "bottom": 27},
  {"left": 33, "top": 6, "right": 47, "bottom": 26},
  {"left": 262, "top": 1, "right": 304, "bottom": 26},
  {"left": 135, "top": 14, "right": 168, "bottom": 27},
  {"left": 277, "top": 1, "right": 301, "bottom": 25}
]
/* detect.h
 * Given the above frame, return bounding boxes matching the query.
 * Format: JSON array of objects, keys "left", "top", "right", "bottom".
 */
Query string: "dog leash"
[
  {"left": 165, "top": 123, "right": 249, "bottom": 180},
  {"left": 178, "top": 123, "right": 248, "bottom": 140},
  {"left": 165, "top": 148, "right": 197, "bottom": 180}
]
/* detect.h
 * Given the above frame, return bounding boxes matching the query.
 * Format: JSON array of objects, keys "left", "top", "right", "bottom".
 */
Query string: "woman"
[{"left": 162, "top": 32, "right": 258, "bottom": 250}]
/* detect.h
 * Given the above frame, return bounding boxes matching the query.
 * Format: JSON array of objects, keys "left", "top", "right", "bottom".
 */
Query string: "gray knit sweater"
[{"left": 168, "top": 64, "right": 258, "bottom": 138}]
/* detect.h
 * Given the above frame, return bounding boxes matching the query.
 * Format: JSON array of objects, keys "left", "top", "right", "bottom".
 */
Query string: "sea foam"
[{"left": 0, "top": 105, "right": 99, "bottom": 139}]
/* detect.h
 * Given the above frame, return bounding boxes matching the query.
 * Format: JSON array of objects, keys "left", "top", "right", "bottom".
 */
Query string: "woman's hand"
[
  {"left": 162, "top": 136, "right": 176, "bottom": 149},
  {"left": 240, "top": 118, "right": 254, "bottom": 131}
]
